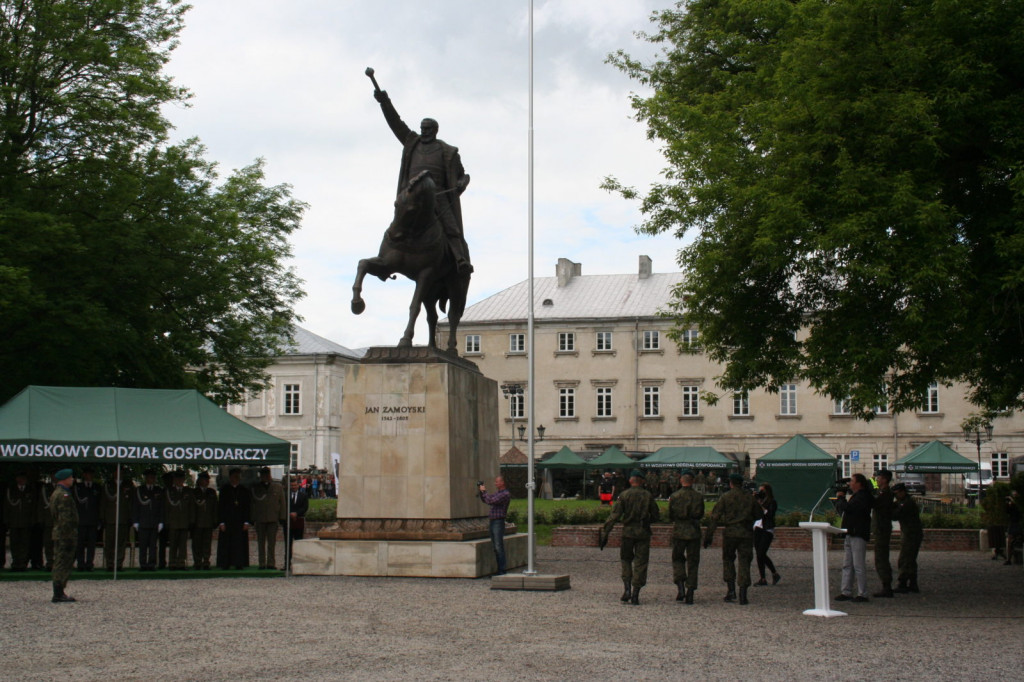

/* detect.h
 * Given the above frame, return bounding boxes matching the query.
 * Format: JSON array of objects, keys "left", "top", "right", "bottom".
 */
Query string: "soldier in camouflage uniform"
[
  {"left": 669, "top": 469, "right": 704, "bottom": 604},
  {"left": 101, "top": 467, "right": 133, "bottom": 571},
  {"left": 600, "top": 469, "right": 660, "bottom": 605},
  {"left": 872, "top": 469, "right": 895, "bottom": 597},
  {"left": 251, "top": 467, "right": 286, "bottom": 569},
  {"left": 704, "top": 472, "right": 760, "bottom": 605},
  {"left": 191, "top": 472, "right": 218, "bottom": 570},
  {"left": 50, "top": 469, "right": 79, "bottom": 602},
  {"left": 163, "top": 470, "right": 195, "bottom": 570}
]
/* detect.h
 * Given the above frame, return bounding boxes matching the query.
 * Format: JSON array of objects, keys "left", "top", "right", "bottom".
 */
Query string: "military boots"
[
  {"left": 51, "top": 581, "right": 75, "bottom": 603},
  {"left": 620, "top": 580, "right": 632, "bottom": 602},
  {"left": 738, "top": 587, "right": 749, "bottom": 605},
  {"left": 874, "top": 583, "right": 895, "bottom": 598},
  {"left": 724, "top": 581, "right": 736, "bottom": 602},
  {"left": 685, "top": 587, "right": 695, "bottom": 605},
  {"left": 630, "top": 586, "right": 641, "bottom": 605},
  {"left": 675, "top": 580, "right": 686, "bottom": 602},
  {"left": 893, "top": 578, "right": 910, "bottom": 593}
]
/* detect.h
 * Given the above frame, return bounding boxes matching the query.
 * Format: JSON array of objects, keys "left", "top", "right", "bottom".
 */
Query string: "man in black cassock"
[{"left": 216, "top": 468, "right": 251, "bottom": 570}]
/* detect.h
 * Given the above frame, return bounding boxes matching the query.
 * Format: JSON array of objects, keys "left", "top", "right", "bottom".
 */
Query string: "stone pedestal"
[{"left": 294, "top": 348, "right": 519, "bottom": 577}]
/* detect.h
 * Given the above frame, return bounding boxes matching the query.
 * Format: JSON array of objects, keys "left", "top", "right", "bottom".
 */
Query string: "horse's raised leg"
[{"left": 351, "top": 258, "right": 369, "bottom": 315}]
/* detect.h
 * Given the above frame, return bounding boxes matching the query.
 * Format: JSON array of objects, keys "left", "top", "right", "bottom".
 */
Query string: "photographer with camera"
[
  {"left": 834, "top": 473, "right": 874, "bottom": 602},
  {"left": 478, "top": 477, "right": 510, "bottom": 576},
  {"left": 753, "top": 483, "right": 781, "bottom": 587}
]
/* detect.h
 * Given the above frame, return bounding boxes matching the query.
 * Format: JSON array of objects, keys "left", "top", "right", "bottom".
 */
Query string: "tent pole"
[{"left": 113, "top": 466, "right": 120, "bottom": 582}]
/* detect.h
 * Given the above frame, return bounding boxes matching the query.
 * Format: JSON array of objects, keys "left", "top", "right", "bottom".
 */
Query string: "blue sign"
[{"left": 850, "top": 450, "right": 860, "bottom": 462}]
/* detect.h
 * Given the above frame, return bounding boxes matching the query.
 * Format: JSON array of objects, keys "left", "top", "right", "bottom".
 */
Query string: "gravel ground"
[{"left": 1, "top": 547, "right": 1021, "bottom": 681}]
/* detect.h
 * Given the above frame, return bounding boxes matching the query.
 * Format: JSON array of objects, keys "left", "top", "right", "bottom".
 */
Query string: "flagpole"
[{"left": 524, "top": 0, "right": 538, "bottom": 576}]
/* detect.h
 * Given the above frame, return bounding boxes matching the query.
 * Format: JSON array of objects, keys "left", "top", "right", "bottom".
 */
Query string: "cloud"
[{"left": 163, "top": 0, "right": 681, "bottom": 349}]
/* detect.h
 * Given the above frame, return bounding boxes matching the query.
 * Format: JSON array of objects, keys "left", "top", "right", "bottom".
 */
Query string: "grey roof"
[
  {"left": 286, "top": 327, "right": 365, "bottom": 359},
  {"left": 459, "top": 272, "right": 686, "bottom": 323}
]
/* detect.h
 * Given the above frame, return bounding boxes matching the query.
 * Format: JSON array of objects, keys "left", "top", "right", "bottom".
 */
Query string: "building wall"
[
  {"left": 227, "top": 354, "right": 352, "bottom": 471},
  {"left": 446, "top": 317, "right": 1023, "bottom": 482}
]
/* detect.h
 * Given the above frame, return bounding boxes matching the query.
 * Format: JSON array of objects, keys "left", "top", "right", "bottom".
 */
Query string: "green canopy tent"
[
  {"left": 587, "top": 445, "right": 636, "bottom": 470},
  {"left": 637, "top": 446, "right": 736, "bottom": 469},
  {"left": 0, "top": 386, "right": 290, "bottom": 465},
  {"left": 537, "top": 446, "right": 589, "bottom": 499},
  {"left": 755, "top": 435, "right": 838, "bottom": 515},
  {"left": 892, "top": 440, "right": 979, "bottom": 474}
]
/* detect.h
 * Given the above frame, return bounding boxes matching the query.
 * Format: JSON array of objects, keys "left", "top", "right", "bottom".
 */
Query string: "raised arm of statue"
[{"left": 374, "top": 89, "right": 413, "bottom": 144}]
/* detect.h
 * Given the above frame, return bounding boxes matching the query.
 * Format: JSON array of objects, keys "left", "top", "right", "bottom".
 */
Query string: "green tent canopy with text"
[
  {"left": 0, "top": 386, "right": 290, "bottom": 466},
  {"left": 755, "top": 435, "right": 839, "bottom": 514}
]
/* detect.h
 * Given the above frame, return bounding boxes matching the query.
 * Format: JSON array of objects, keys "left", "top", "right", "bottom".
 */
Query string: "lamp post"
[
  {"left": 962, "top": 416, "right": 993, "bottom": 508},
  {"left": 517, "top": 423, "right": 545, "bottom": 443},
  {"left": 500, "top": 383, "right": 524, "bottom": 451}
]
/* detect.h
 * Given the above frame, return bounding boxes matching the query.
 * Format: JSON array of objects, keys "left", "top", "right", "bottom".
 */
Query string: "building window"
[
  {"left": 559, "top": 387, "right": 575, "bottom": 418},
  {"left": 509, "top": 393, "right": 524, "bottom": 420},
  {"left": 681, "top": 328, "right": 700, "bottom": 348},
  {"left": 992, "top": 452, "right": 1009, "bottom": 478},
  {"left": 780, "top": 384, "right": 797, "bottom": 415},
  {"left": 838, "top": 453, "right": 852, "bottom": 479},
  {"left": 283, "top": 383, "right": 301, "bottom": 415},
  {"left": 509, "top": 333, "right": 525, "bottom": 353},
  {"left": 681, "top": 385, "right": 700, "bottom": 417},
  {"left": 874, "top": 402, "right": 889, "bottom": 415},
  {"left": 732, "top": 391, "right": 749, "bottom": 416},
  {"left": 290, "top": 442, "right": 300, "bottom": 470},
  {"left": 921, "top": 382, "right": 939, "bottom": 413},
  {"left": 597, "top": 387, "right": 613, "bottom": 417},
  {"left": 465, "top": 335, "right": 481, "bottom": 354},
  {"left": 643, "top": 386, "right": 660, "bottom": 417},
  {"left": 873, "top": 453, "right": 888, "bottom": 474},
  {"left": 596, "top": 331, "right": 613, "bottom": 351},
  {"left": 642, "top": 330, "right": 660, "bottom": 350},
  {"left": 833, "top": 398, "right": 851, "bottom": 415},
  {"left": 558, "top": 332, "right": 575, "bottom": 352}
]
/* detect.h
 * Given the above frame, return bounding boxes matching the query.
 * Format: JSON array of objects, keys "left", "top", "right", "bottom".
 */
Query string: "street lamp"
[
  {"left": 517, "top": 423, "right": 545, "bottom": 442},
  {"left": 961, "top": 415, "right": 993, "bottom": 508},
  {"left": 500, "top": 383, "right": 523, "bottom": 449}
]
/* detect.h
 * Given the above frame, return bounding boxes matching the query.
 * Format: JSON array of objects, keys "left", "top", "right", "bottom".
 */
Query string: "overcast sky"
[{"left": 162, "top": 0, "right": 682, "bottom": 349}]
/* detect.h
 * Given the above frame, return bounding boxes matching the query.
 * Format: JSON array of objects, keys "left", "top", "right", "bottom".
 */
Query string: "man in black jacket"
[
  {"left": 835, "top": 473, "right": 873, "bottom": 602},
  {"left": 283, "top": 476, "right": 309, "bottom": 572}
]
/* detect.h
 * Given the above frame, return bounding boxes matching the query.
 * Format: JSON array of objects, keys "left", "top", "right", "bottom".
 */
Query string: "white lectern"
[{"left": 799, "top": 521, "right": 848, "bottom": 617}]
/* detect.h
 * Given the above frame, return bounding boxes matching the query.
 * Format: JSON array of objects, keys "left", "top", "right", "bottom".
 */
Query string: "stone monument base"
[{"left": 291, "top": 533, "right": 528, "bottom": 578}]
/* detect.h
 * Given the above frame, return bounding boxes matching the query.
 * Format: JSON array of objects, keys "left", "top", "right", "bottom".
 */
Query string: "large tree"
[
  {"left": 607, "top": 0, "right": 1024, "bottom": 416},
  {"left": 0, "top": 0, "right": 305, "bottom": 404}
]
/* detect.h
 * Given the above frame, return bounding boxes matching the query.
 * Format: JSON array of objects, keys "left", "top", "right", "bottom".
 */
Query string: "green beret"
[
  {"left": 680, "top": 469, "right": 695, "bottom": 477},
  {"left": 729, "top": 472, "right": 743, "bottom": 484},
  {"left": 629, "top": 469, "right": 645, "bottom": 479},
  {"left": 55, "top": 468, "right": 73, "bottom": 481}
]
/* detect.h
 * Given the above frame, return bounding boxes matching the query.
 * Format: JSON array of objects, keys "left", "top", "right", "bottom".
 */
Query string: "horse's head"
[{"left": 388, "top": 171, "right": 436, "bottom": 242}]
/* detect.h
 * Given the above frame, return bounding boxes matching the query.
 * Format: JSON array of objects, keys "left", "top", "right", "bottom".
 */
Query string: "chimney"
[
  {"left": 556, "top": 258, "right": 581, "bottom": 287},
  {"left": 638, "top": 255, "right": 652, "bottom": 280}
]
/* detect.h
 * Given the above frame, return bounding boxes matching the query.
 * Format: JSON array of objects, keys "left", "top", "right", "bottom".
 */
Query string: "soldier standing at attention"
[
  {"left": 217, "top": 468, "right": 252, "bottom": 570},
  {"left": 73, "top": 467, "right": 101, "bottom": 571},
  {"left": 704, "top": 472, "right": 761, "bottom": 605},
  {"left": 163, "top": 470, "right": 194, "bottom": 570},
  {"left": 251, "top": 467, "right": 286, "bottom": 570},
  {"left": 132, "top": 469, "right": 164, "bottom": 571},
  {"left": 599, "top": 469, "right": 659, "bottom": 605},
  {"left": 101, "top": 467, "right": 133, "bottom": 571},
  {"left": 892, "top": 483, "right": 923, "bottom": 593},
  {"left": 191, "top": 472, "right": 218, "bottom": 570},
  {"left": 49, "top": 469, "right": 78, "bottom": 603},
  {"left": 669, "top": 469, "right": 705, "bottom": 604},
  {"left": 4, "top": 471, "right": 37, "bottom": 571},
  {"left": 872, "top": 470, "right": 895, "bottom": 598}
]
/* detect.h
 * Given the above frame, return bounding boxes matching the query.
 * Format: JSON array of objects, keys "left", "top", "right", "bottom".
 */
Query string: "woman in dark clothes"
[{"left": 754, "top": 483, "right": 781, "bottom": 586}]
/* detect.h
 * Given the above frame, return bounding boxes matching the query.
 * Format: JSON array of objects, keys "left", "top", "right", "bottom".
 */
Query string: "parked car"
[
  {"left": 963, "top": 463, "right": 993, "bottom": 500},
  {"left": 897, "top": 473, "right": 927, "bottom": 495}
]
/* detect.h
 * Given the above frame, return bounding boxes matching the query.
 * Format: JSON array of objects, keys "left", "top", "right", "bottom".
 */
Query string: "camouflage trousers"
[
  {"left": 671, "top": 537, "right": 701, "bottom": 589},
  {"left": 620, "top": 537, "right": 651, "bottom": 588},
  {"left": 721, "top": 536, "right": 754, "bottom": 588},
  {"left": 898, "top": 533, "right": 922, "bottom": 582},
  {"left": 874, "top": 529, "right": 892, "bottom": 585},
  {"left": 52, "top": 538, "right": 76, "bottom": 585}
]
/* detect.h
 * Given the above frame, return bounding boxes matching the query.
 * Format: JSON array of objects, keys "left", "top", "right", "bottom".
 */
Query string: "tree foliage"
[
  {"left": 0, "top": 0, "right": 305, "bottom": 405},
  {"left": 607, "top": 0, "right": 1024, "bottom": 415}
]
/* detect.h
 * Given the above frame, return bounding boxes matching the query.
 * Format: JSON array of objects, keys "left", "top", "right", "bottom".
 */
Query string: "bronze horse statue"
[{"left": 351, "top": 170, "right": 470, "bottom": 352}]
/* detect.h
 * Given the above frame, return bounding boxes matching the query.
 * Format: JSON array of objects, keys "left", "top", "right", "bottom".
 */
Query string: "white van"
[{"left": 963, "top": 462, "right": 993, "bottom": 500}]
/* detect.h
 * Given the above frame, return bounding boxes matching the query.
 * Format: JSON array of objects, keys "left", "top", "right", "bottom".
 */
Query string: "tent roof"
[
  {"left": 588, "top": 445, "right": 635, "bottom": 469},
  {"left": 0, "top": 386, "right": 289, "bottom": 465},
  {"left": 757, "top": 435, "right": 837, "bottom": 469},
  {"left": 892, "top": 440, "right": 979, "bottom": 473},
  {"left": 637, "top": 446, "right": 735, "bottom": 469},
  {"left": 537, "top": 446, "right": 589, "bottom": 469}
]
